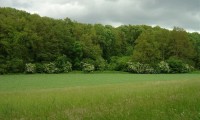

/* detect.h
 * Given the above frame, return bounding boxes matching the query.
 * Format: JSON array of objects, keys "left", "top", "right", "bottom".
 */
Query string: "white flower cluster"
[
  {"left": 82, "top": 63, "right": 95, "bottom": 73},
  {"left": 25, "top": 63, "right": 36, "bottom": 73}
]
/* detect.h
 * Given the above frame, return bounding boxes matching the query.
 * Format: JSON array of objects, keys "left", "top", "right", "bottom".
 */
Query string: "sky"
[{"left": 0, "top": 0, "right": 200, "bottom": 32}]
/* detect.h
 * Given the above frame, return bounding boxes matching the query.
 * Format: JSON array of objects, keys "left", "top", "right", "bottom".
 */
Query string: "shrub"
[
  {"left": 182, "top": 64, "right": 194, "bottom": 73},
  {"left": 0, "top": 64, "right": 7, "bottom": 74},
  {"left": 167, "top": 58, "right": 184, "bottom": 73},
  {"left": 158, "top": 61, "right": 170, "bottom": 73},
  {"left": 144, "top": 64, "right": 155, "bottom": 74},
  {"left": 35, "top": 63, "right": 44, "bottom": 73},
  {"left": 0, "top": 68, "right": 6, "bottom": 74},
  {"left": 127, "top": 62, "right": 140, "bottom": 73},
  {"left": 167, "top": 57, "right": 193, "bottom": 73},
  {"left": 82, "top": 63, "right": 95, "bottom": 73},
  {"left": 25, "top": 63, "right": 36, "bottom": 73},
  {"left": 7, "top": 59, "right": 24, "bottom": 73},
  {"left": 108, "top": 56, "right": 131, "bottom": 71},
  {"left": 82, "top": 58, "right": 95, "bottom": 65},
  {"left": 94, "top": 58, "right": 106, "bottom": 71},
  {"left": 44, "top": 62, "right": 59, "bottom": 73},
  {"left": 62, "top": 61, "right": 72, "bottom": 73},
  {"left": 73, "top": 58, "right": 82, "bottom": 70},
  {"left": 0, "top": 56, "right": 7, "bottom": 74},
  {"left": 55, "top": 55, "right": 72, "bottom": 73},
  {"left": 127, "top": 62, "right": 155, "bottom": 74}
]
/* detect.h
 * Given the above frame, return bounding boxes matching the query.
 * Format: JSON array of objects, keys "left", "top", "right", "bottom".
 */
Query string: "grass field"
[{"left": 0, "top": 72, "right": 200, "bottom": 120}]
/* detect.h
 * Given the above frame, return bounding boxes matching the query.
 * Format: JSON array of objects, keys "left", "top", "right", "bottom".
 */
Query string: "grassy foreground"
[{"left": 0, "top": 73, "right": 200, "bottom": 120}]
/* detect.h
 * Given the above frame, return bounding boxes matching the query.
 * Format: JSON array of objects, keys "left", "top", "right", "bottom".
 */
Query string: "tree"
[
  {"left": 167, "top": 27, "right": 195, "bottom": 62},
  {"left": 0, "top": 7, "right": 199, "bottom": 74},
  {"left": 153, "top": 27, "right": 170, "bottom": 61},
  {"left": 189, "top": 32, "right": 200, "bottom": 68},
  {"left": 133, "top": 29, "right": 161, "bottom": 64}
]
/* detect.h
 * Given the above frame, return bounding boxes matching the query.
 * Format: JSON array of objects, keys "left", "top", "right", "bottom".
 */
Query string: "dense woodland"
[{"left": 0, "top": 7, "right": 200, "bottom": 74}]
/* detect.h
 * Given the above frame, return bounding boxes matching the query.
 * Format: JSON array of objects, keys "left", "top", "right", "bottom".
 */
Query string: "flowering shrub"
[
  {"left": 25, "top": 63, "right": 36, "bottom": 73},
  {"left": 182, "top": 64, "right": 194, "bottom": 73},
  {"left": 144, "top": 64, "right": 155, "bottom": 74},
  {"left": 82, "top": 63, "right": 95, "bottom": 73},
  {"left": 29, "top": 61, "right": 72, "bottom": 74},
  {"left": 158, "top": 61, "right": 170, "bottom": 73},
  {"left": 127, "top": 62, "right": 141, "bottom": 73},
  {"left": 127, "top": 62, "right": 155, "bottom": 74},
  {"left": 62, "top": 61, "right": 72, "bottom": 73},
  {"left": 44, "top": 62, "right": 59, "bottom": 73}
]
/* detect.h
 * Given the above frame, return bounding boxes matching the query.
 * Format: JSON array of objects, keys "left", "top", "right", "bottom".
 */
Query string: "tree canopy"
[{"left": 0, "top": 7, "right": 200, "bottom": 74}]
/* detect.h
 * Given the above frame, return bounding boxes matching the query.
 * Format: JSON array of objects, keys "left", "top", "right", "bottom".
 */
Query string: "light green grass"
[{"left": 0, "top": 73, "right": 200, "bottom": 120}]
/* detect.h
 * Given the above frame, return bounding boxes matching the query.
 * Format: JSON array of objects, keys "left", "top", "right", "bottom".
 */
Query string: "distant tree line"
[{"left": 0, "top": 7, "right": 200, "bottom": 74}]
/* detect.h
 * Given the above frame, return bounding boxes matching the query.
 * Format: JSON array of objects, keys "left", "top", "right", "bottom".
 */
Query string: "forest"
[{"left": 0, "top": 7, "right": 200, "bottom": 74}]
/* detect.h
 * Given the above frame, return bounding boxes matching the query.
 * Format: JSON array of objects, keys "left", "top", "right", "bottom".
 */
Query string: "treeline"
[{"left": 0, "top": 7, "right": 200, "bottom": 74}]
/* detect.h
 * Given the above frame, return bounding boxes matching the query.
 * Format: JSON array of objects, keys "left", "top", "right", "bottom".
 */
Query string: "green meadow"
[{"left": 0, "top": 73, "right": 200, "bottom": 120}]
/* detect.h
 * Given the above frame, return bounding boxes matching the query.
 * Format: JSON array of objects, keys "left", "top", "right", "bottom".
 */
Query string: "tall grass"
[{"left": 0, "top": 73, "right": 200, "bottom": 119}]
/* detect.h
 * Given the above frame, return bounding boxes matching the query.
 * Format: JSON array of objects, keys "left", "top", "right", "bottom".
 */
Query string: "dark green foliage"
[
  {"left": 189, "top": 32, "right": 200, "bottom": 69},
  {"left": 167, "top": 57, "right": 192, "bottom": 73},
  {"left": 94, "top": 57, "right": 106, "bottom": 71},
  {"left": 133, "top": 29, "right": 161, "bottom": 64},
  {"left": 35, "top": 63, "right": 44, "bottom": 73},
  {"left": 168, "top": 27, "right": 195, "bottom": 60},
  {"left": 0, "top": 7, "right": 199, "bottom": 74},
  {"left": 0, "top": 56, "right": 7, "bottom": 74},
  {"left": 0, "top": 64, "right": 7, "bottom": 74},
  {"left": 71, "top": 41, "right": 83, "bottom": 70},
  {"left": 54, "top": 55, "right": 72, "bottom": 73},
  {"left": 7, "top": 59, "right": 24, "bottom": 73},
  {"left": 108, "top": 56, "right": 131, "bottom": 71}
]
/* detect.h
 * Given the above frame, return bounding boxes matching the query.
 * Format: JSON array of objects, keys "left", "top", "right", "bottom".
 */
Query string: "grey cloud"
[{"left": 0, "top": 0, "right": 199, "bottom": 31}]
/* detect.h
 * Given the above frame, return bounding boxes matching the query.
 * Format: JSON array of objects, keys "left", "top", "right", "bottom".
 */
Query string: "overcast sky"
[{"left": 0, "top": 0, "right": 200, "bottom": 32}]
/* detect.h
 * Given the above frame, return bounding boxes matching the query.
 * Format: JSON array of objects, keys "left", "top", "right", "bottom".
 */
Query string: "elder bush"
[{"left": 25, "top": 63, "right": 36, "bottom": 73}]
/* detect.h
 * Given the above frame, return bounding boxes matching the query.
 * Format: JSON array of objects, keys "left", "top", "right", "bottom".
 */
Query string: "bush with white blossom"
[
  {"left": 158, "top": 61, "right": 170, "bottom": 73},
  {"left": 44, "top": 62, "right": 59, "bottom": 73},
  {"left": 25, "top": 63, "right": 36, "bottom": 73},
  {"left": 82, "top": 63, "right": 95, "bottom": 73},
  {"left": 127, "top": 62, "right": 155, "bottom": 74}
]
